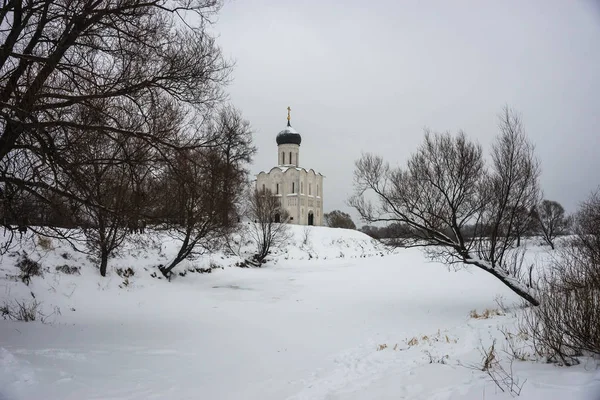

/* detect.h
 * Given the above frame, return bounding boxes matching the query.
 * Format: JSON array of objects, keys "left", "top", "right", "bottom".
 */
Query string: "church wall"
[{"left": 256, "top": 167, "right": 323, "bottom": 226}]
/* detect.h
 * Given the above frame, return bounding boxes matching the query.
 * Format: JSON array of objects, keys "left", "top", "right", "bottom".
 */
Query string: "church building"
[{"left": 256, "top": 108, "right": 324, "bottom": 226}]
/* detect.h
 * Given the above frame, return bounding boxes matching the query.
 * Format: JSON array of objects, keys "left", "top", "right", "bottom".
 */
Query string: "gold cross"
[{"left": 287, "top": 106, "right": 291, "bottom": 122}]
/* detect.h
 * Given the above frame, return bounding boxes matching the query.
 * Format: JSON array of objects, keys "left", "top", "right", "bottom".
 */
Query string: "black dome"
[{"left": 276, "top": 125, "right": 302, "bottom": 146}]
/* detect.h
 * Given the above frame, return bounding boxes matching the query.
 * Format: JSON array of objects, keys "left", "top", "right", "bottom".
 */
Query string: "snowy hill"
[{"left": 0, "top": 227, "right": 598, "bottom": 399}]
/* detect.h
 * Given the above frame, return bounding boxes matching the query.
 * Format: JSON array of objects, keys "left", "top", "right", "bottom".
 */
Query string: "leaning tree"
[
  {"left": 350, "top": 107, "right": 541, "bottom": 305},
  {"left": 154, "top": 106, "right": 255, "bottom": 278}
]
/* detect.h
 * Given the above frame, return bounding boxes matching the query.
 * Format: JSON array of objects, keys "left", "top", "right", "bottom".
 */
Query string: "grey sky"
[{"left": 214, "top": 0, "right": 600, "bottom": 223}]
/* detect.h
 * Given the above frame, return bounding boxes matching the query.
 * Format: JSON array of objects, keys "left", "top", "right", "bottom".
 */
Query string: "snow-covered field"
[{"left": 0, "top": 226, "right": 599, "bottom": 400}]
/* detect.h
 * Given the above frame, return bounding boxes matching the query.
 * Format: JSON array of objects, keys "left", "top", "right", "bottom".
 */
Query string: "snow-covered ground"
[{"left": 0, "top": 226, "right": 599, "bottom": 400}]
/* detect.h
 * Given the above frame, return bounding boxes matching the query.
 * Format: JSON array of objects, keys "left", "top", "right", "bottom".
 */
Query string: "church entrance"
[
  {"left": 308, "top": 211, "right": 314, "bottom": 226},
  {"left": 274, "top": 213, "right": 281, "bottom": 223}
]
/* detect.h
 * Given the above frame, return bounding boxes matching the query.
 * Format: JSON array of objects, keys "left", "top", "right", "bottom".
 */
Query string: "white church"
[{"left": 256, "top": 108, "right": 324, "bottom": 226}]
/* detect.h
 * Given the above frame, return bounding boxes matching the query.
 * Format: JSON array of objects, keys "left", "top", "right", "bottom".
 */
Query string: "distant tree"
[
  {"left": 359, "top": 223, "right": 414, "bottom": 240},
  {"left": 247, "top": 188, "right": 290, "bottom": 266},
  {"left": 534, "top": 200, "right": 570, "bottom": 249},
  {"left": 382, "top": 222, "right": 414, "bottom": 239},
  {"left": 513, "top": 206, "right": 537, "bottom": 247},
  {"left": 324, "top": 210, "right": 356, "bottom": 229},
  {"left": 360, "top": 225, "right": 382, "bottom": 239},
  {"left": 350, "top": 107, "right": 541, "bottom": 306}
]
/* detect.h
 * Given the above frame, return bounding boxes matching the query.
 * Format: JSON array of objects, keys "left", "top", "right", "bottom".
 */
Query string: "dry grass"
[
  {"left": 37, "top": 236, "right": 53, "bottom": 251},
  {"left": 407, "top": 330, "right": 458, "bottom": 347},
  {"left": 376, "top": 343, "right": 402, "bottom": 351},
  {"left": 470, "top": 308, "right": 504, "bottom": 319}
]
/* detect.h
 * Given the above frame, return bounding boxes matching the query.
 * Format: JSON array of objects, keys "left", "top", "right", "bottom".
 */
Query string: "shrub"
[
  {"left": 475, "top": 340, "right": 526, "bottom": 396},
  {"left": 520, "top": 189, "right": 600, "bottom": 365},
  {"left": 16, "top": 252, "right": 42, "bottom": 285},
  {"left": 116, "top": 267, "right": 135, "bottom": 288},
  {"left": 115, "top": 267, "right": 134, "bottom": 278},
  {"left": 55, "top": 265, "right": 81, "bottom": 275},
  {"left": 1, "top": 299, "right": 40, "bottom": 322}
]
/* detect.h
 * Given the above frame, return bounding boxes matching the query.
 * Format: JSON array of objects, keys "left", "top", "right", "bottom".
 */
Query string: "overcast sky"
[{"left": 214, "top": 0, "right": 600, "bottom": 224}]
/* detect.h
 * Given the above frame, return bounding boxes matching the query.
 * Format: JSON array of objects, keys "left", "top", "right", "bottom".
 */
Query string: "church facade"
[{"left": 255, "top": 108, "right": 324, "bottom": 226}]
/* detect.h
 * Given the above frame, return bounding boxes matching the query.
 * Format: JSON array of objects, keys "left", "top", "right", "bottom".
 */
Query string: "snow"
[
  {"left": 0, "top": 226, "right": 598, "bottom": 399},
  {"left": 279, "top": 126, "right": 299, "bottom": 134},
  {"left": 262, "top": 165, "right": 325, "bottom": 176}
]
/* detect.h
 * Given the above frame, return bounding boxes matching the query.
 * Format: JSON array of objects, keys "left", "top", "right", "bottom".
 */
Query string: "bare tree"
[
  {"left": 58, "top": 114, "right": 151, "bottom": 276},
  {"left": 214, "top": 106, "right": 257, "bottom": 226},
  {"left": 0, "top": 0, "right": 230, "bottom": 248},
  {"left": 349, "top": 107, "right": 541, "bottom": 305},
  {"left": 155, "top": 107, "right": 255, "bottom": 278},
  {"left": 513, "top": 206, "right": 536, "bottom": 247},
  {"left": 0, "top": 0, "right": 227, "bottom": 160},
  {"left": 534, "top": 200, "right": 570, "bottom": 249},
  {"left": 155, "top": 148, "right": 226, "bottom": 278},
  {"left": 521, "top": 189, "right": 600, "bottom": 365},
  {"left": 247, "top": 188, "right": 290, "bottom": 266}
]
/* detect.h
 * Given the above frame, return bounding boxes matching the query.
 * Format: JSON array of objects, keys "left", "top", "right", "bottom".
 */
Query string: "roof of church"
[
  {"left": 257, "top": 165, "right": 324, "bottom": 177},
  {"left": 276, "top": 121, "right": 302, "bottom": 146}
]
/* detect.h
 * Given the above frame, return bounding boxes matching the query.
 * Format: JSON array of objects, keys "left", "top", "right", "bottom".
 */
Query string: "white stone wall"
[{"left": 256, "top": 167, "right": 323, "bottom": 226}]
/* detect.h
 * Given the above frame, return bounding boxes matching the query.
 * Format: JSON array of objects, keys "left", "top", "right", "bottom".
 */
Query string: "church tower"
[
  {"left": 256, "top": 107, "right": 324, "bottom": 226},
  {"left": 276, "top": 106, "right": 301, "bottom": 167}
]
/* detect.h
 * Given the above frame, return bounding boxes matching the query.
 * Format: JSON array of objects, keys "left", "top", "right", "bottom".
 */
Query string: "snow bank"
[{"left": 0, "top": 229, "right": 598, "bottom": 400}]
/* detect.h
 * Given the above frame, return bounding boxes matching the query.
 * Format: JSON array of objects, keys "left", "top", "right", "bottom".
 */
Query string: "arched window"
[
  {"left": 276, "top": 183, "right": 279, "bottom": 194},
  {"left": 282, "top": 152, "right": 285, "bottom": 164},
  {"left": 292, "top": 182, "right": 295, "bottom": 193},
  {"left": 317, "top": 184, "right": 319, "bottom": 196},
  {"left": 262, "top": 184, "right": 265, "bottom": 193},
  {"left": 301, "top": 182, "right": 303, "bottom": 193},
  {"left": 309, "top": 183, "right": 312, "bottom": 196},
  {"left": 290, "top": 152, "right": 293, "bottom": 165}
]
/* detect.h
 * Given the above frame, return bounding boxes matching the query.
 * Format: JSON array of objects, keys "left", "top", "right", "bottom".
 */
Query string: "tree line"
[{"left": 360, "top": 199, "right": 570, "bottom": 249}]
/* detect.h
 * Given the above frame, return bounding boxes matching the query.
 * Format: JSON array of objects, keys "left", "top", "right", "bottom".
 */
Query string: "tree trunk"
[
  {"left": 160, "top": 257, "right": 182, "bottom": 279},
  {"left": 160, "top": 233, "right": 193, "bottom": 279},
  {"left": 99, "top": 250, "right": 109, "bottom": 277},
  {"left": 466, "top": 258, "right": 540, "bottom": 306}
]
